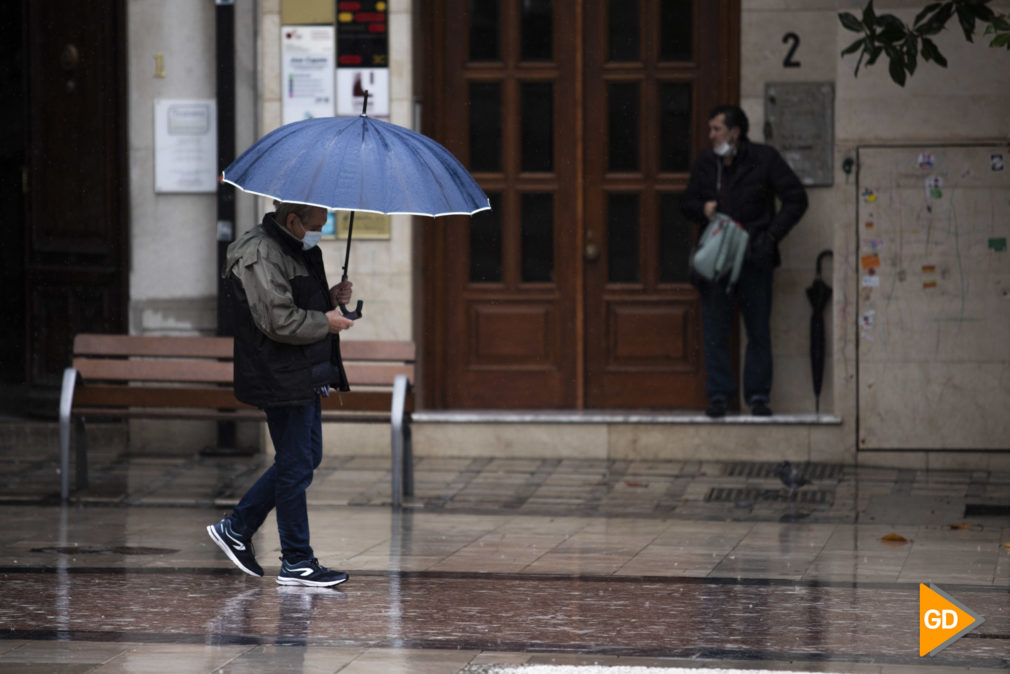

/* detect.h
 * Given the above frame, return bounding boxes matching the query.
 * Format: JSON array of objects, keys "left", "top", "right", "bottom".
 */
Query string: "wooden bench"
[{"left": 58, "top": 333, "right": 415, "bottom": 506}]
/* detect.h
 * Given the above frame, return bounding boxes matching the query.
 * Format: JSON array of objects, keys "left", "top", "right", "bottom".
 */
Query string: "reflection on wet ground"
[
  {"left": 2, "top": 570, "right": 1009, "bottom": 665},
  {"left": 0, "top": 450, "right": 1008, "bottom": 672}
]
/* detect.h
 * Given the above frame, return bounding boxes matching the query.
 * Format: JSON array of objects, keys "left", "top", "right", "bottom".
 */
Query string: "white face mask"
[
  {"left": 714, "top": 141, "right": 734, "bottom": 157},
  {"left": 300, "top": 230, "right": 323, "bottom": 250}
]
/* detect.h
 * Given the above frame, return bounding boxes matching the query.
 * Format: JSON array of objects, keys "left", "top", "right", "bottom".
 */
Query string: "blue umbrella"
[{"left": 222, "top": 94, "right": 490, "bottom": 317}]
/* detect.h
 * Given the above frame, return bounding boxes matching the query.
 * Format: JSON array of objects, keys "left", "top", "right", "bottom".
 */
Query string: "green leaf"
[
  {"left": 989, "top": 16, "right": 1010, "bottom": 31},
  {"left": 990, "top": 33, "right": 1010, "bottom": 49},
  {"left": 839, "top": 11, "right": 864, "bottom": 32},
  {"left": 921, "top": 37, "right": 949, "bottom": 66},
  {"left": 914, "top": 3, "right": 944, "bottom": 27},
  {"left": 878, "top": 15, "right": 908, "bottom": 43},
  {"left": 956, "top": 5, "right": 977, "bottom": 42},
  {"left": 866, "top": 45, "right": 883, "bottom": 65},
  {"left": 918, "top": 4, "right": 955, "bottom": 35},
  {"left": 863, "top": 0, "right": 877, "bottom": 29},
  {"left": 888, "top": 53, "right": 907, "bottom": 86},
  {"left": 904, "top": 36, "right": 918, "bottom": 74},
  {"left": 968, "top": 2, "right": 996, "bottom": 22},
  {"left": 841, "top": 37, "right": 865, "bottom": 55}
]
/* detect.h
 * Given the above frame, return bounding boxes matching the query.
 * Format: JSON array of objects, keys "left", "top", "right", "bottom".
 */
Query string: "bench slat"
[
  {"left": 344, "top": 363, "right": 414, "bottom": 386},
  {"left": 74, "top": 359, "right": 412, "bottom": 388},
  {"left": 74, "top": 358, "right": 234, "bottom": 384},
  {"left": 74, "top": 385, "right": 253, "bottom": 409},
  {"left": 74, "top": 334, "right": 233, "bottom": 358},
  {"left": 73, "top": 385, "right": 412, "bottom": 414},
  {"left": 322, "top": 390, "right": 413, "bottom": 413},
  {"left": 73, "top": 407, "right": 397, "bottom": 423},
  {"left": 340, "top": 340, "right": 415, "bottom": 361},
  {"left": 75, "top": 334, "right": 416, "bottom": 363}
]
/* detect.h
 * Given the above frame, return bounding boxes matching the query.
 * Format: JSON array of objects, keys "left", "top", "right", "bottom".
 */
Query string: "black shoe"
[
  {"left": 207, "top": 518, "right": 263, "bottom": 577},
  {"left": 705, "top": 399, "right": 727, "bottom": 418},
  {"left": 751, "top": 400, "right": 773, "bottom": 416},
  {"left": 277, "top": 558, "right": 349, "bottom": 587}
]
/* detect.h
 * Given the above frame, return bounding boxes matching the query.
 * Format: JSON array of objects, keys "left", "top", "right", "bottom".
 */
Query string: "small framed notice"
[
  {"left": 154, "top": 99, "right": 218, "bottom": 193},
  {"left": 335, "top": 211, "right": 391, "bottom": 240},
  {"left": 764, "top": 82, "right": 834, "bottom": 186}
]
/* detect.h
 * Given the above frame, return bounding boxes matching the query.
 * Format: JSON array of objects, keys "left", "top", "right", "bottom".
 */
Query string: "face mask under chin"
[{"left": 714, "top": 141, "right": 734, "bottom": 157}]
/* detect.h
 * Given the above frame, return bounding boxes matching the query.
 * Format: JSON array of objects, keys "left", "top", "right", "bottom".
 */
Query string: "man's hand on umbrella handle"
[
  {"left": 331, "top": 280, "right": 353, "bottom": 307},
  {"left": 704, "top": 201, "right": 718, "bottom": 221},
  {"left": 325, "top": 309, "right": 354, "bottom": 333}
]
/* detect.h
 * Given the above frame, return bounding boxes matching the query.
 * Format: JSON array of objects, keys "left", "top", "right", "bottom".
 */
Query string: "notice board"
[{"left": 857, "top": 145, "right": 1010, "bottom": 450}]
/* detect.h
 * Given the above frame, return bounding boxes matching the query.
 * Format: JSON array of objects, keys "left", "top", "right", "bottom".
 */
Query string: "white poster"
[
  {"left": 154, "top": 99, "right": 217, "bottom": 193},
  {"left": 282, "top": 25, "right": 335, "bottom": 124}
]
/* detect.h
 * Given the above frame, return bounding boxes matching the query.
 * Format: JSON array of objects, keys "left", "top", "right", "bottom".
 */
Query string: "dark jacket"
[
  {"left": 224, "top": 213, "right": 349, "bottom": 408},
  {"left": 682, "top": 139, "right": 808, "bottom": 271}
]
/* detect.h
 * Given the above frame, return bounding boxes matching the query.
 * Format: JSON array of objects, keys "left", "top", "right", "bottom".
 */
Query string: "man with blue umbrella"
[
  {"left": 207, "top": 201, "right": 353, "bottom": 587},
  {"left": 207, "top": 102, "right": 488, "bottom": 585}
]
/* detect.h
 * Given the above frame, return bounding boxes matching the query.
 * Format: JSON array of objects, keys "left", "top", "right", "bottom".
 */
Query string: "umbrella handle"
[
  {"left": 815, "top": 249, "right": 833, "bottom": 278},
  {"left": 339, "top": 300, "right": 363, "bottom": 320}
]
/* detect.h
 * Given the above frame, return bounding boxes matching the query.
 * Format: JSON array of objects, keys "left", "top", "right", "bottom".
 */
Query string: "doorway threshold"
[{"left": 412, "top": 410, "right": 842, "bottom": 425}]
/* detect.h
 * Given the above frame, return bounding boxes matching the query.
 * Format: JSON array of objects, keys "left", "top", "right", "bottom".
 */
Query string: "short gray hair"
[{"left": 274, "top": 201, "right": 316, "bottom": 224}]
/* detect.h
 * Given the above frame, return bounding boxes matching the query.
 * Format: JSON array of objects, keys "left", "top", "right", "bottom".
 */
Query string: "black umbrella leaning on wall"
[{"left": 806, "top": 250, "right": 833, "bottom": 414}]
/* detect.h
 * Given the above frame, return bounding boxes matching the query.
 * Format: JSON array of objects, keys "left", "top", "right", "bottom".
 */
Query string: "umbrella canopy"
[
  {"left": 221, "top": 114, "right": 490, "bottom": 217},
  {"left": 805, "top": 250, "right": 833, "bottom": 413},
  {"left": 222, "top": 106, "right": 489, "bottom": 319}
]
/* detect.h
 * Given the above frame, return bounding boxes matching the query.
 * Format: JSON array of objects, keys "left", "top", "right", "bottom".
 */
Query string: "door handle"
[{"left": 584, "top": 243, "right": 600, "bottom": 261}]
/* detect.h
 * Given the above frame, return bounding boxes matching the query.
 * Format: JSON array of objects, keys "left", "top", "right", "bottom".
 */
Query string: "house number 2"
[{"left": 782, "top": 32, "right": 801, "bottom": 68}]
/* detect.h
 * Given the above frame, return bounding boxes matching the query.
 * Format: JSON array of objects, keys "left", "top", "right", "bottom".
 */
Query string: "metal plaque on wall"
[{"left": 764, "top": 82, "right": 834, "bottom": 186}]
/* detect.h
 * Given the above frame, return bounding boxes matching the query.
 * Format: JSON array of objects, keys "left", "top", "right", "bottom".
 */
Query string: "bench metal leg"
[
  {"left": 58, "top": 368, "right": 78, "bottom": 502},
  {"left": 403, "top": 422, "right": 413, "bottom": 497},
  {"left": 390, "top": 374, "right": 410, "bottom": 509},
  {"left": 74, "top": 417, "right": 88, "bottom": 492}
]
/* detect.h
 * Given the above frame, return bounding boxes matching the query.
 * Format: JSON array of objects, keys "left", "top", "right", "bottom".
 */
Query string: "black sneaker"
[
  {"left": 207, "top": 518, "right": 263, "bottom": 577},
  {"left": 277, "top": 558, "right": 349, "bottom": 587},
  {"left": 751, "top": 400, "right": 773, "bottom": 416},
  {"left": 705, "top": 399, "right": 727, "bottom": 418}
]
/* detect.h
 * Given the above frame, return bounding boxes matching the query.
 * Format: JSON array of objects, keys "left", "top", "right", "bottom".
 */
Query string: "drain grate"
[
  {"left": 963, "top": 504, "right": 1010, "bottom": 517},
  {"left": 705, "top": 487, "right": 833, "bottom": 505},
  {"left": 724, "top": 462, "right": 843, "bottom": 480}
]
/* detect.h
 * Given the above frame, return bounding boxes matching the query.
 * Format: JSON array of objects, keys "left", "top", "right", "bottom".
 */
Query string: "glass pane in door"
[
  {"left": 607, "top": 193, "right": 640, "bottom": 283},
  {"left": 521, "top": 0, "right": 553, "bottom": 61},
  {"left": 659, "top": 192, "right": 692, "bottom": 283},
  {"left": 469, "top": 82, "right": 502, "bottom": 171},
  {"left": 470, "top": 192, "right": 502, "bottom": 283},
  {"left": 521, "top": 193, "right": 554, "bottom": 283},
  {"left": 660, "top": 1, "right": 693, "bottom": 61},
  {"left": 521, "top": 82, "right": 554, "bottom": 172},
  {"left": 659, "top": 82, "right": 692, "bottom": 172},
  {"left": 469, "top": 0, "right": 501, "bottom": 61},
  {"left": 607, "top": 0, "right": 639, "bottom": 62},
  {"left": 607, "top": 82, "right": 640, "bottom": 172}
]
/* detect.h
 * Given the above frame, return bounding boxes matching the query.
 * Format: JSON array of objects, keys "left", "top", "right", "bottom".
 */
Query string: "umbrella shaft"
[{"left": 342, "top": 211, "right": 356, "bottom": 280}]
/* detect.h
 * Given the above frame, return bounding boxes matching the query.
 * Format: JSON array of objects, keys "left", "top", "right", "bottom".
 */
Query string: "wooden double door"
[{"left": 423, "top": 0, "right": 739, "bottom": 409}]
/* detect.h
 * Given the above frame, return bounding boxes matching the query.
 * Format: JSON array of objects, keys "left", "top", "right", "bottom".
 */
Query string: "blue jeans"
[
  {"left": 700, "top": 266, "right": 774, "bottom": 406},
  {"left": 229, "top": 397, "right": 322, "bottom": 563}
]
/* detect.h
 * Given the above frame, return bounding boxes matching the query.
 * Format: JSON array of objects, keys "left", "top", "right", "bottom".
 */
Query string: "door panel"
[
  {"left": 425, "top": 0, "right": 738, "bottom": 409},
  {"left": 433, "top": 0, "right": 578, "bottom": 409},
  {"left": 25, "top": 1, "right": 127, "bottom": 391}
]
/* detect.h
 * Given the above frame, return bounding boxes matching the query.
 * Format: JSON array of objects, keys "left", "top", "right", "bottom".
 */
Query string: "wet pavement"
[{"left": 0, "top": 443, "right": 1008, "bottom": 672}]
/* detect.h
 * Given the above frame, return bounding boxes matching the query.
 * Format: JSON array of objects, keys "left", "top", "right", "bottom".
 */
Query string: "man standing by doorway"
[
  {"left": 683, "top": 105, "right": 807, "bottom": 418},
  {"left": 207, "top": 201, "right": 354, "bottom": 587}
]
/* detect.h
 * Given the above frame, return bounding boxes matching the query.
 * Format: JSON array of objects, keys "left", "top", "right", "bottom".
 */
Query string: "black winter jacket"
[
  {"left": 225, "top": 215, "right": 349, "bottom": 408},
  {"left": 682, "top": 140, "right": 808, "bottom": 270}
]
